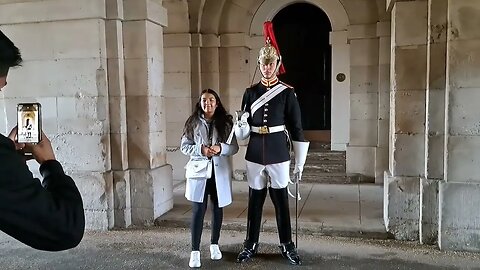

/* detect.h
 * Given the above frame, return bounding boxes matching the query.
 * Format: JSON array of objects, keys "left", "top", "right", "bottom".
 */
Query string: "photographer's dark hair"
[
  {"left": 183, "top": 89, "right": 233, "bottom": 142},
  {"left": 0, "top": 30, "right": 23, "bottom": 76}
]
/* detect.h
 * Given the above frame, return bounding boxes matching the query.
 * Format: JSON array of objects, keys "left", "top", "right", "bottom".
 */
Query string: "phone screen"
[{"left": 17, "top": 103, "right": 42, "bottom": 144}]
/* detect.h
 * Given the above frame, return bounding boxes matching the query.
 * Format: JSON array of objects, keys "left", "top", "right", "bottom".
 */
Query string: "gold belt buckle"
[{"left": 259, "top": 126, "right": 269, "bottom": 134}]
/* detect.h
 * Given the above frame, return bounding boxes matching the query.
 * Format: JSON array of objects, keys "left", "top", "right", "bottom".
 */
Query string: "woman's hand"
[
  {"left": 201, "top": 145, "right": 216, "bottom": 157},
  {"left": 209, "top": 144, "right": 221, "bottom": 155}
]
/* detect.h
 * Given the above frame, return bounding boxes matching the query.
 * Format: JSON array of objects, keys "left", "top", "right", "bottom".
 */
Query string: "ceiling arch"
[
  {"left": 191, "top": 0, "right": 380, "bottom": 35},
  {"left": 250, "top": 0, "right": 349, "bottom": 36},
  {"left": 187, "top": 0, "right": 206, "bottom": 33},
  {"left": 199, "top": 0, "right": 226, "bottom": 34}
]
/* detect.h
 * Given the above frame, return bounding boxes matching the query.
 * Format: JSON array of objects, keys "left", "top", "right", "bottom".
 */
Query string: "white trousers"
[{"left": 246, "top": 160, "right": 291, "bottom": 190}]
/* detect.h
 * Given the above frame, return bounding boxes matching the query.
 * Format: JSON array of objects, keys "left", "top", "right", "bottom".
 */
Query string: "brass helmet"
[{"left": 257, "top": 38, "right": 279, "bottom": 65}]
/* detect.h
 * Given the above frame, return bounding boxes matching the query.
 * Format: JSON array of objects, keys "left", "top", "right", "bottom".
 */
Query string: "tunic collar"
[{"left": 261, "top": 76, "right": 279, "bottom": 87}]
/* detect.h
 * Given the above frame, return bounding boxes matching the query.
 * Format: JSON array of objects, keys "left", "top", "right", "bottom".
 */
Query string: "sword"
[
  {"left": 295, "top": 173, "right": 299, "bottom": 247},
  {"left": 288, "top": 169, "right": 302, "bottom": 247}
]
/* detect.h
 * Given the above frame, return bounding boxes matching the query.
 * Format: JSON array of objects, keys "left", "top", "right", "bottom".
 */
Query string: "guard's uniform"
[
  {"left": 241, "top": 77, "right": 305, "bottom": 189},
  {"left": 236, "top": 23, "right": 304, "bottom": 265}
]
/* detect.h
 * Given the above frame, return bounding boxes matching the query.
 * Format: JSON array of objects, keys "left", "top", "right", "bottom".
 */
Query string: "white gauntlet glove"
[
  {"left": 292, "top": 141, "right": 310, "bottom": 183},
  {"left": 234, "top": 110, "right": 250, "bottom": 140}
]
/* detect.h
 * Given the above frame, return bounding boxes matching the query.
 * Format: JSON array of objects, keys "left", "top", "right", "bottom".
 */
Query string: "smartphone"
[{"left": 17, "top": 103, "right": 42, "bottom": 144}]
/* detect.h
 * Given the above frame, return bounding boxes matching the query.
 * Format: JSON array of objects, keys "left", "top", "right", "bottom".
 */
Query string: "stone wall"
[
  {"left": 385, "top": 0, "right": 480, "bottom": 252},
  {"left": 0, "top": 0, "right": 173, "bottom": 230},
  {"left": 438, "top": 0, "right": 480, "bottom": 251},
  {"left": 384, "top": 0, "right": 428, "bottom": 240}
]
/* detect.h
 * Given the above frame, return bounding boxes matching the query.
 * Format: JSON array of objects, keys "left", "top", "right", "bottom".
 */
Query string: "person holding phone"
[
  {"left": 0, "top": 30, "right": 85, "bottom": 251},
  {"left": 180, "top": 89, "right": 239, "bottom": 268}
]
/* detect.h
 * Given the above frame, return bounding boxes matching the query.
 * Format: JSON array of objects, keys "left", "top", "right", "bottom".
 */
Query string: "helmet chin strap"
[
  {"left": 259, "top": 56, "right": 282, "bottom": 79},
  {"left": 275, "top": 56, "right": 282, "bottom": 76}
]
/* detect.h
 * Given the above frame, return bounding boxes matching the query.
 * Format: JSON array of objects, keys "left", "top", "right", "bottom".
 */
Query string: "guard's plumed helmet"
[{"left": 258, "top": 39, "right": 279, "bottom": 65}]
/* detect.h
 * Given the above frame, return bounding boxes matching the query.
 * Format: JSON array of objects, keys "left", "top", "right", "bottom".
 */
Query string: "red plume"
[{"left": 263, "top": 21, "right": 286, "bottom": 74}]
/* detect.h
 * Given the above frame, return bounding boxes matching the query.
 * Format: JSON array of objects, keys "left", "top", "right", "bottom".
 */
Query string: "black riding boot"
[
  {"left": 236, "top": 187, "right": 267, "bottom": 263},
  {"left": 279, "top": 241, "right": 302, "bottom": 265},
  {"left": 270, "top": 187, "right": 301, "bottom": 265}
]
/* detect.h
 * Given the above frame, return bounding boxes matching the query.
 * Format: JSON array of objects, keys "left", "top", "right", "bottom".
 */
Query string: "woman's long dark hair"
[{"left": 183, "top": 89, "right": 233, "bottom": 143}]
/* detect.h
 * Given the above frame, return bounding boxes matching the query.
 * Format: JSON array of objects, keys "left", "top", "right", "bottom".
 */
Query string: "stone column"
[
  {"left": 0, "top": 0, "right": 113, "bottom": 230},
  {"left": 330, "top": 30, "right": 350, "bottom": 151},
  {"left": 384, "top": 1, "right": 428, "bottom": 240},
  {"left": 219, "top": 34, "right": 251, "bottom": 176},
  {"left": 219, "top": 34, "right": 250, "bottom": 113},
  {"left": 163, "top": 33, "right": 192, "bottom": 180},
  {"left": 122, "top": 0, "right": 173, "bottom": 226},
  {"left": 229, "top": 34, "right": 267, "bottom": 180},
  {"left": 106, "top": 0, "right": 131, "bottom": 228},
  {"left": 200, "top": 34, "right": 221, "bottom": 92},
  {"left": 420, "top": 0, "right": 447, "bottom": 245},
  {"left": 376, "top": 21, "right": 391, "bottom": 184},
  {"left": 346, "top": 24, "right": 379, "bottom": 180},
  {"left": 438, "top": 0, "right": 480, "bottom": 251}
]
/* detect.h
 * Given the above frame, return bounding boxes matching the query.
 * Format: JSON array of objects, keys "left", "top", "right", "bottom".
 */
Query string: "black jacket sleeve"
[
  {"left": 241, "top": 87, "right": 253, "bottom": 124},
  {"left": 285, "top": 89, "right": 305, "bottom": 142},
  {"left": 0, "top": 135, "right": 85, "bottom": 251}
]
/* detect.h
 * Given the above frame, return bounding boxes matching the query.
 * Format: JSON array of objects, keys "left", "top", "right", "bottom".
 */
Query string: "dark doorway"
[{"left": 273, "top": 3, "right": 332, "bottom": 139}]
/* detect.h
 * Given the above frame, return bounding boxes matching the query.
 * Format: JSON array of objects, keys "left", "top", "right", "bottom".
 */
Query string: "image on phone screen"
[{"left": 17, "top": 103, "right": 41, "bottom": 144}]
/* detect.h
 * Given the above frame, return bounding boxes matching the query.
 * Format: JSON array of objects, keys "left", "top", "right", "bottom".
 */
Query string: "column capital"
[
  {"left": 0, "top": 0, "right": 106, "bottom": 24},
  {"left": 377, "top": 21, "right": 391, "bottom": 37},
  {"left": 348, "top": 24, "right": 377, "bottom": 40},
  {"left": 330, "top": 30, "right": 348, "bottom": 45},
  {"left": 220, "top": 33, "right": 251, "bottom": 49},
  {"left": 123, "top": 0, "right": 167, "bottom": 27},
  {"left": 164, "top": 33, "right": 191, "bottom": 48},
  {"left": 388, "top": 0, "right": 421, "bottom": 13}
]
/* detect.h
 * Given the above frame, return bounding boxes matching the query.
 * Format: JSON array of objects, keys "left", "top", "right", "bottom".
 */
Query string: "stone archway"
[
  {"left": 249, "top": 0, "right": 350, "bottom": 151},
  {"left": 272, "top": 3, "right": 332, "bottom": 141}
]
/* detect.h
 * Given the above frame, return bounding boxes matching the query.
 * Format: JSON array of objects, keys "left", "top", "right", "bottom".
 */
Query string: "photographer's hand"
[
  {"left": 8, "top": 126, "right": 34, "bottom": 162},
  {"left": 8, "top": 126, "right": 25, "bottom": 149},
  {"left": 27, "top": 131, "right": 56, "bottom": 164}
]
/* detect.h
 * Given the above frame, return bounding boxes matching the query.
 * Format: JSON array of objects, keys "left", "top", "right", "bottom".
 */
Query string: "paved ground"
[
  {"left": 2, "top": 181, "right": 479, "bottom": 269},
  {"left": 1, "top": 227, "right": 480, "bottom": 269},
  {"left": 158, "top": 180, "right": 386, "bottom": 238}
]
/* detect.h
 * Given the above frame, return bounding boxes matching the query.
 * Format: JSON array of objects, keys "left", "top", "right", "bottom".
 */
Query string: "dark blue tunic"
[{"left": 241, "top": 81, "right": 305, "bottom": 165}]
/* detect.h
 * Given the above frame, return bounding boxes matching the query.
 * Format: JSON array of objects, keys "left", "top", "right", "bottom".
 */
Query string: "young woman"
[{"left": 180, "top": 89, "right": 239, "bottom": 268}]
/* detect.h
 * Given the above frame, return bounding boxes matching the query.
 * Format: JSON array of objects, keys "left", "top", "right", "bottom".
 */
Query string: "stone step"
[
  {"left": 297, "top": 162, "right": 346, "bottom": 174},
  {"left": 301, "top": 173, "right": 356, "bottom": 184},
  {"left": 233, "top": 170, "right": 373, "bottom": 184},
  {"left": 299, "top": 172, "right": 373, "bottom": 184},
  {"left": 308, "top": 142, "right": 331, "bottom": 150},
  {"left": 233, "top": 146, "right": 356, "bottom": 184},
  {"left": 306, "top": 151, "right": 346, "bottom": 162}
]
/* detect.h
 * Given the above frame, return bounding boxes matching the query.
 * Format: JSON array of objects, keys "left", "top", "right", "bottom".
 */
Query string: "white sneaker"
[
  {"left": 189, "top": 251, "right": 201, "bottom": 268},
  {"left": 210, "top": 244, "right": 222, "bottom": 260}
]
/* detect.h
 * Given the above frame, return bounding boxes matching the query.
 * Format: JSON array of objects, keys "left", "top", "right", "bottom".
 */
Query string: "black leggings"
[{"left": 191, "top": 173, "right": 223, "bottom": 251}]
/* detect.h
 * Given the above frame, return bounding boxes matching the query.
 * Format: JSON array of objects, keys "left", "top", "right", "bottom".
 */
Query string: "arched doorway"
[{"left": 272, "top": 3, "right": 332, "bottom": 143}]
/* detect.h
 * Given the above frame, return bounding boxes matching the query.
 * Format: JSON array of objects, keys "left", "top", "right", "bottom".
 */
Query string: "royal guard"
[{"left": 234, "top": 21, "right": 309, "bottom": 265}]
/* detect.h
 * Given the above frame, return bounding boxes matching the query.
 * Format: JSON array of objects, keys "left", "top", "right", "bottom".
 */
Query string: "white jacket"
[{"left": 180, "top": 117, "right": 239, "bottom": 208}]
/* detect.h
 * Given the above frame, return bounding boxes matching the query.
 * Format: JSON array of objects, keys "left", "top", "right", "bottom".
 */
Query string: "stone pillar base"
[
  {"left": 419, "top": 178, "right": 439, "bottom": 245},
  {"left": 439, "top": 182, "right": 480, "bottom": 252},
  {"left": 129, "top": 165, "right": 173, "bottom": 226},
  {"left": 383, "top": 172, "right": 420, "bottom": 240}
]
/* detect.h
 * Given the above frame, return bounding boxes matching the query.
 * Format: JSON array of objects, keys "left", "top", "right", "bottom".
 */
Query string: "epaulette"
[{"left": 279, "top": 81, "right": 294, "bottom": 89}]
